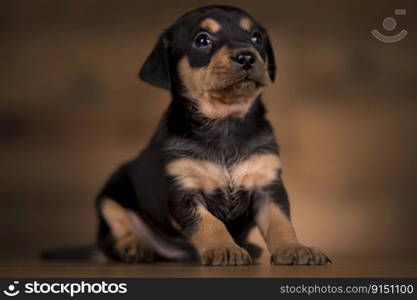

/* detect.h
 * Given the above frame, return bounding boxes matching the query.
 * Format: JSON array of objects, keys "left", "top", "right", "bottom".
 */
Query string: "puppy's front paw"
[
  {"left": 200, "top": 245, "right": 252, "bottom": 266},
  {"left": 271, "top": 243, "right": 331, "bottom": 265},
  {"left": 114, "top": 234, "right": 155, "bottom": 263}
]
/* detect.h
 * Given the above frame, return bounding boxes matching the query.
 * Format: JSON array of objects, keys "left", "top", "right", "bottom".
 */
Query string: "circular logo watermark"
[
  {"left": 3, "top": 281, "right": 20, "bottom": 297},
  {"left": 371, "top": 9, "right": 408, "bottom": 43}
]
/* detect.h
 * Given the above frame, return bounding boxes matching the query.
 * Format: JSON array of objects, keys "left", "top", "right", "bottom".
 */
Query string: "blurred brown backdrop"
[{"left": 0, "top": 0, "right": 416, "bottom": 262}]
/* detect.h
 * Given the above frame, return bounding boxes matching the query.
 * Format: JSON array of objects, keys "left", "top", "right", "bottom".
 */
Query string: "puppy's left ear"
[
  {"left": 265, "top": 35, "right": 276, "bottom": 82},
  {"left": 139, "top": 32, "right": 171, "bottom": 89}
]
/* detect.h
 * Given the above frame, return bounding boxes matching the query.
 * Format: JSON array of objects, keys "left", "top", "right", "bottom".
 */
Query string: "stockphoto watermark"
[
  {"left": 371, "top": 9, "right": 408, "bottom": 43},
  {"left": 2, "top": 280, "right": 128, "bottom": 298}
]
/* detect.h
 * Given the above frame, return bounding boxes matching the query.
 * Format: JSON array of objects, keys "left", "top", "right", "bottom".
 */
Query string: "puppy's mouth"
[
  {"left": 230, "top": 76, "right": 262, "bottom": 88},
  {"left": 206, "top": 74, "right": 264, "bottom": 104},
  {"left": 209, "top": 73, "right": 265, "bottom": 93}
]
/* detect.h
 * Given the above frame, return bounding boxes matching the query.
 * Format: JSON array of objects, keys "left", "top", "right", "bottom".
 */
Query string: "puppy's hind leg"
[{"left": 100, "top": 198, "right": 155, "bottom": 263}]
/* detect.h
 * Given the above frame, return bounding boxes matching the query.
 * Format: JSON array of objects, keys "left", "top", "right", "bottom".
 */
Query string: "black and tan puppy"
[{"left": 87, "top": 5, "right": 330, "bottom": 266}]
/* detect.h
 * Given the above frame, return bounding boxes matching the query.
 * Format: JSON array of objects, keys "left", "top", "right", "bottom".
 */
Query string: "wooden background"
[{"left": 0, "top": 0, "right": 416, "bottom": 262}]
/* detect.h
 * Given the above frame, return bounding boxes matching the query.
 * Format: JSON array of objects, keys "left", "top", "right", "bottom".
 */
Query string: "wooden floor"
[{"left": 1, "top": 257, "right": 416, "bottom": 278}]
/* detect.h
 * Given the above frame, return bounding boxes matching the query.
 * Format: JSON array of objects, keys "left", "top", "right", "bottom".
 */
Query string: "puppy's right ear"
[{"left": 139, "top": 33, "right": 171, "bottom": 90}]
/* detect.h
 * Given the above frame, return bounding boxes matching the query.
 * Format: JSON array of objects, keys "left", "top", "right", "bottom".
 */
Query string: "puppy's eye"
[
  {"left": 251, "top": 32, "right": 263, "bottom": 45},
  {"left": 194, "top": 32, "right": 212, "bottom": 48}
]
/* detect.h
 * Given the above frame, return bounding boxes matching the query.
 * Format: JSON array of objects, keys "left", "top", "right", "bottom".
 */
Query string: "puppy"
[{"left": 89, "top": 5, "right": 330, "bottom": 266}]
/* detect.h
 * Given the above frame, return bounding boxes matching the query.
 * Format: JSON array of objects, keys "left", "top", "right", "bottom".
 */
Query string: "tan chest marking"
[
  {"left": 166, "top": 159, "right": 229, "bottom": 194},
  {"left": 166, "top": 153, "right": 281, "bottom": 194},
  {"left": 230, "top": 153, "right": 281, "bottom": 190}
]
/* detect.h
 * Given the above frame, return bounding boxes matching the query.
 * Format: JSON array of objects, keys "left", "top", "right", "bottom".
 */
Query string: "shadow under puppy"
[{"left": 56, "top": 5, "right": 331, "bottom": 266}]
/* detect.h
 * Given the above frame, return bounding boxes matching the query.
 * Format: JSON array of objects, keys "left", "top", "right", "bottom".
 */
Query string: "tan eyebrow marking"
[
  {"left": 239, "top": 17, "right": 253, "bottom": 31},
  {"left": 200, "top": 18, "right": 221, "bottom": 33}
]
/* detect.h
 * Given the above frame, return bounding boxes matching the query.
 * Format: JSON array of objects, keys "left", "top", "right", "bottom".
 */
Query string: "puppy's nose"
[{"left": 233, "top": 51, "right": 256, "bottom": 70}]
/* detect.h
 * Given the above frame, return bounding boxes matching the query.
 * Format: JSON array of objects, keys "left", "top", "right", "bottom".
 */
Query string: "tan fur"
[
  {"left": 189, "top": 205, "right": 236, "bottom": 251},
  {"left": 239, "top": 17, "right": 253, "bottom": 31},
  {"left": 100, "top": 198, "right": 156, "bottom": 261},
  {"left": 255, "top": 200, "right": 298, "bottom": 253},
  {"left": 256, "top": 200, "right": 331, "bottom": 265},
  {"left": 231, "top": 153, "right": 281, "bottom": 189},
  {"left": 200, "top": 18, "right": 221, "bottom": 33},
  {"left": 166, "top": 158, "right": 229, "bottom": 194},
  {"left": 177, "top": 45, "right": 266, "bottom": 119},
  {"left": 166, "top": 153, "right": 281, "bottom": 193},
  {"left": 100, "top": 198, "right": 134, "bottom": 238},
  {"left": 189, "top": 205, "right": 252, "bottom": 265},
  {"left": 208, "top": 45, "right": 231, "bottom": 70}
]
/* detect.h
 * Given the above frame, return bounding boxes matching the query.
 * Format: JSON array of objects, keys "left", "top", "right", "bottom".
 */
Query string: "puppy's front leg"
[
  {"left": 185, "top": 204, "right": 252, "bottom": 266},
  {"left": 256, "top": 193, "right": 330, "bottom": 265}
]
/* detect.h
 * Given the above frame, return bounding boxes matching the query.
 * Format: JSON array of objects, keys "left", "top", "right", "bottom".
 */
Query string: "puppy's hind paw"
[{"left": 114, "top": 234, "right": 155, "bottom": 263}]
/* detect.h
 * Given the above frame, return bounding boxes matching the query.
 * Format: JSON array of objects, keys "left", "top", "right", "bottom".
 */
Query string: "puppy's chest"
[{"left": 166, "top": 152, "right": 281, "bottom": 195}]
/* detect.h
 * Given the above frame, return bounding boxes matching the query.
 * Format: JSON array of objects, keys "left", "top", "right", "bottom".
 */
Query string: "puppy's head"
[{"left": 139, "top": 6, "right": 276, "bottom": 118}]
